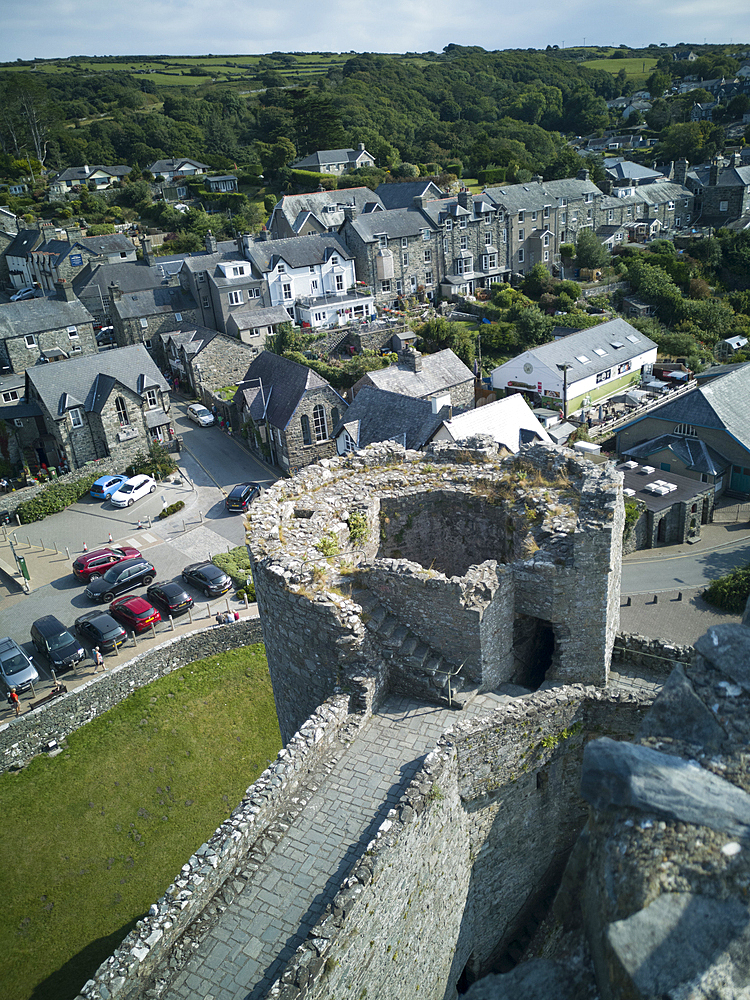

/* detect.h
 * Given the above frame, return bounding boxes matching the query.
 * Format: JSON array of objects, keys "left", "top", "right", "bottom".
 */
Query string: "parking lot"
[{"left": 0, "top": 415, "right": 276, "bottom": 721}]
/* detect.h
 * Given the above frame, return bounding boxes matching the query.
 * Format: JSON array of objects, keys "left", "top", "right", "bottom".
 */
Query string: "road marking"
[{"left": 141, "top": 533, "right": 157, "bottom": 543}]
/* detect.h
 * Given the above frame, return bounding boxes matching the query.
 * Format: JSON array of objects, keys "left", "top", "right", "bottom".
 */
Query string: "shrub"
[
  {"left": 702, "top": 563, "right": 750, "bottom": 614},
  {"left": 127, "top": 442, "right": 177, "bottom": 481},
  {"left": 158, "top": 500, "right": 185, "bottom": 520},
  {"left": 213, "top": 546, "right": 254, "bottom": 597},
  {"left": 15, "top": 473, "right": 100, "bottom": 523}
]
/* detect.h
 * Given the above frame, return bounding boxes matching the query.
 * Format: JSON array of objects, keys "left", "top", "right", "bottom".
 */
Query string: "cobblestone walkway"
[{"left": 158, "top": 677, "right": 656, "bottom": 1000}]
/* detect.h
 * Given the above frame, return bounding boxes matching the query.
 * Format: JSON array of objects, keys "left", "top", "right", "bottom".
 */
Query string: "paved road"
[{"left": 0, "top": 400, "right": 278, "bottom": 699}]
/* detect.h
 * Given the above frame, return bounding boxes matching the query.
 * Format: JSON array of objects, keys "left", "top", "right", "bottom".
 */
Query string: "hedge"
[
  {"left": 212, "top": 546, "right": 255, "bottom": 600},
  {"left": 15, "top": 473, "right": 100, "bottom": 524},
  {"left": 158, "top": 500, "right": 185, "bottom": 520},
  {"left": 702, "top": 563, "right": 750, "bottom": 615}
]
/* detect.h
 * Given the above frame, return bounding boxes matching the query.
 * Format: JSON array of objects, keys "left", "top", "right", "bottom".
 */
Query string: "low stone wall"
[
  {"left": 76, "top": 691, "right": 355, "bottom": 1000},
  {"left": 611, "top": 631, "right": 693, "bottom": 675},
  {"left": 0, "top": 619, "right": 265, "bottom": 773},
  {"left": 0, "top": 459, "right": 117, "bottom": 523}
]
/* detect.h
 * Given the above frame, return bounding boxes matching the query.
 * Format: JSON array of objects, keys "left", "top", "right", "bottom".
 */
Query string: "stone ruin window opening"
[{"left": 512, "top": 614, "right": 555, "bottom": 690}]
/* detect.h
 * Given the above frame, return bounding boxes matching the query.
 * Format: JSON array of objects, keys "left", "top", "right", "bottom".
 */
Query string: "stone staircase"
[{"left": 351, "top": 587, "right": 479, "bottom": 709}]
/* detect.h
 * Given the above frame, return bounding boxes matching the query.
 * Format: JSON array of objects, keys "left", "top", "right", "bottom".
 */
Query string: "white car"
[
  {"left": 109, "top": 474, "right": 157, "bottom": 507},
  {"left": 187, "top": 403, "right": 215, "bottom": 427}
]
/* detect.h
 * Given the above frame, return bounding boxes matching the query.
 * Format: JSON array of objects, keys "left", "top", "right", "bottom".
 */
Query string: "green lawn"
[
  {"left": 581, "top": 56, "right": 658, "bottom": 84},
  {"left": 0, "top": 644, "right": 280, "bottom": 1000}
]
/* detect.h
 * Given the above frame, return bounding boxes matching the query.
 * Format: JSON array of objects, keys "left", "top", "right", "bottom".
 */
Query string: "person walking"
[
  {"left": 94, "top": 646, "right": 105, "bottom": 672},
  {"left": 7, "top": 687, "right": 20, "bottom": 716}
]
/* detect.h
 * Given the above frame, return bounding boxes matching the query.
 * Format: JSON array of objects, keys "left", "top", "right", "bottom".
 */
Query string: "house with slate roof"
[
  {"left": 49, "top": 164, "right": 132, "bottom": 200},
  {"left": 155, "top": 326, "right": 218, "bottom": 387},
  {"left": 22, "top": 344, "right": 172, "bottom": 471},
  {"left": 490, "top": 319, "right": 658, "bottom": 416},
  {"left": 5, "top": 228, "right": 137, "bottom": 294},
  {"left": 352, "top": 347, "right": 475, "bottom": 414},
  {"left": 293, "top": 143, "right": 375, "bottom": 175},
  {"left": 688, "top": 157, "right": 750, "bottom": 225},
  {"left": 0, "top": 289, "right": 97, "bottom": 374},
  {"left": 332, "top": 386, "right": 446, "bottom": 456},
  {"left": 108, "top": 282, "right": 201, "bottom": 350},
  {"left": 148, "top": 158, "right": 210, "bottom": 182},
  {"left": 374, "top": 180, "right": 444, "bottom": 210},
  {"left": 234, "top": 352, "right": 347, "bottom": 474},
  {"left": 266, "top": 188, "right": 384, "bottom": 240},
  {"left": 616, "top": 364, "right": 750, "bottom": 496},
  {"left": 241, "top": 233, "right": 372, "bottom": 329},
  {"left": 620, "top": 434, "right": 729, "bottom": 496}
]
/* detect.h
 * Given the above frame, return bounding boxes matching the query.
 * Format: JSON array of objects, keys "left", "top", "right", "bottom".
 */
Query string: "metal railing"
[{"left": 589, "top": 379, "right": 698, "bottom": 441}]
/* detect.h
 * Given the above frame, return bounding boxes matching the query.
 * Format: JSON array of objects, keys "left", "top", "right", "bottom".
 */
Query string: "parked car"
[
  {"left": 30, "top": 615, "right": 84, "bottom": 672},
  {"left": 110, "top": 474, "right": 157, "bottom": 508},
  {"left": 85, "top": 558, "right": 156, "bottom": 602},
  {"left": 108, "top": 595, "right": 161, "bottom": 633},
  {"left": 90, "top": 474, "right": 129, "bottom": 501},
  {"left": 0, "top": 636, "right": 38, "bottom": 694},
  {"left": 186, "top": 403, "right": 214, "bottom": 427},
  {"left": 72, "top": 545, "right": 142, "bottom": 582},
  {"left": 225, "top": 482, "right": 261, "bottom": 513},
  {"left": 10, "top": 287, "right": 35, "bottom": 301},
  {"left": 74, "top": 611, "right": 127, "bottom": 652},
  {"left": 182, "top": 561, "right": 232, "bottom": 597},
  {"left": 146, "top": 581, "right": 194, "bottom": 617}
]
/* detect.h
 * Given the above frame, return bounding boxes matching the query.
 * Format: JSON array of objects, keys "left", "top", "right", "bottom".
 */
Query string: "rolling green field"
[
  {"left": 582, "top": 56, "right": 658, "bottom": 84},
  {"left": 0, "top": 644, "right": 280, "bottom": 1000}
]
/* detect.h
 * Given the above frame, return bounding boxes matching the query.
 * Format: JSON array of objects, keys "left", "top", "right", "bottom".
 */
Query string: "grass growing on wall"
[{"left": 0, "top": 644, "right": 280, "bottom": 1000}]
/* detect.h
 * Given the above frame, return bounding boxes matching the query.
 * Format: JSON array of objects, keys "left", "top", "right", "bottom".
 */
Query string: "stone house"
[
  {"left": 332, "top": 386, "right": 445, "bottom": 455},
  {"left": 687, "top": 158, "right": 750, "bottom": 225},
  {"left": 108, "top": 282, "right": 202, "bottom": 349},
  {"left": 5, "top": 229, "right": 136, "bottom": 294},
  {"left": 154, "top": 326, "right": 218, "bottom": 387},
  {"left": 234, "top": 352, "right": 347, "bottom": 475},
  {"left": 0, "top": 287, "right": 98, "bottom": 374},
  {"left": 616, "top": 364, "right": 750, "bottom": 496},
  {"left": 176, "top": 233, "right": 252, "bottom": 332},
  {"left": 224, "top": 304, "right": 293, "bottom": 351},
  {"left": 0, "top": 207, "right": 18, "bottom": 235},
  {"left": 491, "top": 318, "right": 658, "bottom": 415},
  {"left": 352, "top": 347, "right": 475, "bottom": 414},
  {"left": 178, "top": 331, "right": 261, "bottom": 399},
  {"left": 266, "top": 188, "right": 385, "bottom": 240},
  {"left": 73, "top": 254, "right": 185, "bottom": 327},
  {"left": 616, "top": 459, "right": 714, "bottom": 548},
  {"left": 293, "top": 143, "right": 376, "bottom": 175},
  {"left": 48, "top": 164, "right": 132, "bottom": 200},
  {"left": 22, "top": 344, "right": 172, "bottom": 471}
]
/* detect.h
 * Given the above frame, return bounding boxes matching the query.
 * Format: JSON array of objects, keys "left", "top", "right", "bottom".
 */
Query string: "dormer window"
[
  {"left": 277, "top": 263, "right": 285, "bottom": 273},
  {"left": 445, "top": 219, "right": 452, "bottom": 231},
  {"left": 377, "top": 234, "right": 388, "bottom": 248}
]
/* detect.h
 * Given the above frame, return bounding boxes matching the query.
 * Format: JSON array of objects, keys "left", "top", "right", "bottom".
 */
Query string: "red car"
[
  {"left": 72, "top": 545, "right": 142, "bottom": 582},
  {"left": 108, "top": 595, "right": 162, "bottom": 633}
]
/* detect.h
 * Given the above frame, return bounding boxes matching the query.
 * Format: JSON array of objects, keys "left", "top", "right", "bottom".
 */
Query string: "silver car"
[
  {"left": 186, "top": 403, "right": 214, "bottom": 427},
  {"left": 0, "top": 636, "right": 39, "bottom": 694}
]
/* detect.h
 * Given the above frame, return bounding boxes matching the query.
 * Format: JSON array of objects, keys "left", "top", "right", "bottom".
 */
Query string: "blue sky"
[{"left": 2, "top": 0, "right": 749, "bottom": 63}]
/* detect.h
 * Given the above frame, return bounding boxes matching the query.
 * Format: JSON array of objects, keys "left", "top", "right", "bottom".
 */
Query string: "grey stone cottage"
[
  {"left": 22, "top": 344, "right": 172, "bottom": 471},
  {"left": 234, "top": 352, "right": 347, "bottom": 475}
]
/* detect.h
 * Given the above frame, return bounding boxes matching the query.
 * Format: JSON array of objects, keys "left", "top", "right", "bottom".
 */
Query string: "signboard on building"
[{"left": 69, "top": 254, "right": 83, "bottom": 267}]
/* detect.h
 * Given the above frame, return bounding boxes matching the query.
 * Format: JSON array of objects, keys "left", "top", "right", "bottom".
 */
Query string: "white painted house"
[
  {"left": 242, "top": 234, "right": 373, "bottom": 330},
  {"left": 491, "top": 319, "right": 658, "bottom": 415}
]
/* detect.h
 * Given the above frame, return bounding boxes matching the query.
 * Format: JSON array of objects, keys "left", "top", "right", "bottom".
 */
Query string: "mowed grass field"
[
  {"left": 0, "top": 644, "right": 281, "bottom": 1000},
  {"left": 582, "top": 55, "right": 658, "bottom": 84}
]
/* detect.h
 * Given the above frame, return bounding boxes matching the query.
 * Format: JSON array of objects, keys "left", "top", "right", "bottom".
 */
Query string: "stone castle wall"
[
  {"left": 247, "top": 440, "right": 624, "bottom": 743},
  {"left": 266, "top": 685, "right": 653, "bottom": 999}
]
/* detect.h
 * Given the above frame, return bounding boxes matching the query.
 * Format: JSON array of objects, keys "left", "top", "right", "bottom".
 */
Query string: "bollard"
[
  {"left": 12, "top": 532, "right": 17, "bottom": 544},
  {"left": 52, "top": 668, "right": 57, "bottom": 687},
  {"left": 677, "top": 591, "right": 682, "bottom": 601},
  {"left": 653, "top": 594, "right": 658, "bottom": 604},
  {"left": 26, "top": 535, "right": 30, "bottom": 547},
  {"left": 40, "top": 538, "right": 45, "bottom": 551},
  {"left": 188, "top": 607, "right": 193, "bottom": 625},
  {"left": 626, "top": 596, "right": 631, "bottom": 606},
  {"left": 244, "top": 592, "right": 249, "bottom": 609},
  {"left": 151, "top": 621, "right": 157, "bottom": 639},
  {"left": 147, "top": 516, "right": 152, "bottom": 529},
  {"left": 132, "top": 630, "right": 137, "bottom": 646},
  {"left": 54, "top": 541, "right": 58, "bottom": 554},
  {"left": 200, "top": 510, "right": 204, "bottom": 523},
  {"left": 15, "top": 514, "right": 20, "bottom": 527},
  {"left": 169, "top": 614, "right": 174, "bottom": 632},
  {"left": 66, "top": 547, "right": 70, "bottom": 560},
  {"left": 225, "top": 598, "right": 230, "bottom": 613}
]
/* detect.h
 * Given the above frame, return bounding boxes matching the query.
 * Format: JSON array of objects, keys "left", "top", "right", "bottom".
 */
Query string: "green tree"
[{"left": 575, "top": 229, "right": 609, "bottom": 269}]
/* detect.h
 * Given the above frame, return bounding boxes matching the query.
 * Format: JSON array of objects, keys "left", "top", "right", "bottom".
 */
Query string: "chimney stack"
[
  {"left": 674, "top": 158, "right": 689, "bottom": 186},
  {"left": 343, "top": 203, "right": 359, "bottom": 223},
  {"left": 577, "top": 168, "right": 590, "bottom": 181},
  {"left": 358, "top": 142, "right": 365, "bottom": 151},
  {"left": 709, "top": 160, "right": 720, "bottom": 186},
  {"left": 458, "top": 190, "right": 471, "bottom": 210},
  {"left": 55, "top": 279, "right": 76, "bottom": 302},
  {"left": 401, "top": 346, "right": 422, "bottom": 373},
  {"left": 142, "top": 236, "right": 154, "bottom": 267},
  {"left": 205, "top": 230, "right": 217, "bottom": 253},
  {"left": 108, "top": 281, "right": 122, "bottom": 303},
  {"left": 413, "top": 194, "right": 425, "bottom": 209}
]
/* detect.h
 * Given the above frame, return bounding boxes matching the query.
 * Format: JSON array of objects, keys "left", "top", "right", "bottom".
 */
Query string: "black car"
[
  {"left": 85, "top": 557, "right": 156, "bottom": 602},
  {"left": 30, "top": 615, "right": 85, "bottom": 672},
  {"left": 182, "top": 562, "right": 232, "bottom": 597},
  {"left": 74, "top": 611, "right": 127, "bottom": 652},
  {"left": 225, "top": 482, "right": 261, "bottom": 513},
  {"left": 146, "top": 581, "right": 195, "bottom": 617}
]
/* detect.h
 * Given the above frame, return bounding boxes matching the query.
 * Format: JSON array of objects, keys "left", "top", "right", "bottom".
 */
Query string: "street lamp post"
[{"left": 558, "top": 363, "right": 572, "bottom": 420}]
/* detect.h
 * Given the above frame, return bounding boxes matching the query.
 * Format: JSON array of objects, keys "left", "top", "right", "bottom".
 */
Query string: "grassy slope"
[
  {"left": 581, "top": 55, "right": 658, "bottom": 85},
  {"left": 0, "top": 644, "right": 280, "bottom": 1000}
]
